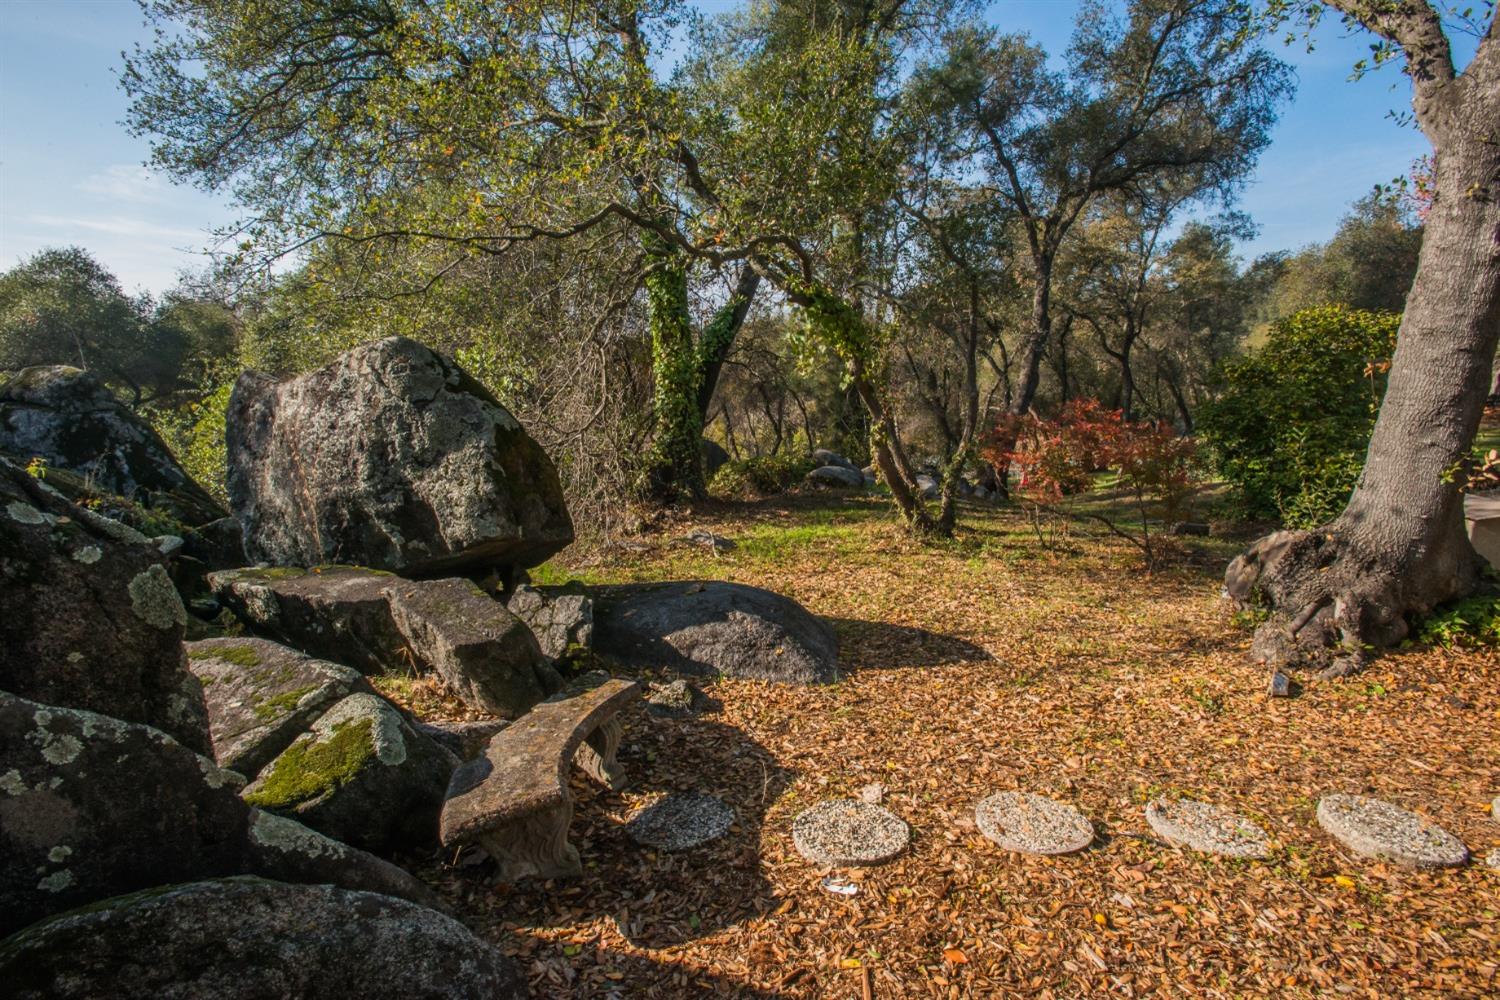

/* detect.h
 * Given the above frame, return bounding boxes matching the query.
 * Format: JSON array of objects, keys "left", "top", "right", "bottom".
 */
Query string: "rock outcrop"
[
  {"left": 593, "top": 581, "right": 839, "bottom": 683},
  {"left": 209, "top": 566, "right": 559, "bottom": 717},
  {"left": 0, "top": 365, "right": 225, "bottom": 526},
  {"left": 243, "top": 808, "right": 447, "bottom": 911},
  {"left": 0, "top": 692, "right": 249, "bottom": 937},
  {"left": 227, "top": 336, "right": 572, "bottom": 576},
  {"left": 506, "top": 581, "right": 594, "bottom": 657},
  {"left": 186, "top": 637, "right": 370, "bottom": 778},
  {"left": 0, "top": 878, "right": 528, "bottom": 1000},
  {"left": 208, "top": 566, "right": 405, "bottom": 675},
  {"left": 806, "top": 464, "right": 865, "bottom": 488},
  {"left": 811, "top": 448, "right": 860, "bottom": 474},
  {"left": 385, "top": 577, "right": 557, "bottom": 716},
  {"left": 0, "top": 457, "right": 210, "bottom": 752},
  {"left": 242, "top": 693, "right": 457, "bottom": 853}
]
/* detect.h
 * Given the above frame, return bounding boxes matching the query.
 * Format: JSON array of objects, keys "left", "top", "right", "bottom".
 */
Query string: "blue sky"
[{"left": 0, "top": 0, "right": 1450, "bottom": 296}]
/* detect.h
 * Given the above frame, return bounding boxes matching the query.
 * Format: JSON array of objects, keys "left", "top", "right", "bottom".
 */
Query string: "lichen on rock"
[{"left": 126, "top": 564, "right": 187, "bottom": 630}]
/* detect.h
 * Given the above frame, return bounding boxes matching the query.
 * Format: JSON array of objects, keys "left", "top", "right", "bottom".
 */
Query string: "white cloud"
[
  {"left": 75, "top": 164, "right": 173, "bottom": 205},
  {"left": 27, "top": 212, "right": 210, "bottom": 245}
]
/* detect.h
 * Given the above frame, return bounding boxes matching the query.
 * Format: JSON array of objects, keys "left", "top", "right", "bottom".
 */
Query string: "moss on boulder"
[{"left": 241, "top": 693, "right": 456, "bottom": 853}]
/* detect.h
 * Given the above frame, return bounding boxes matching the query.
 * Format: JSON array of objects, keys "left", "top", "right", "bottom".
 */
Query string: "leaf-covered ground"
[{"left": 420, "top": 494, "right": 1499, "bottom": 998}]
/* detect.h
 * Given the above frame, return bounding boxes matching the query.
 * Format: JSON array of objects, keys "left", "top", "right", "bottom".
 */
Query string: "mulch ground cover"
[{"left": 409, "top": 494, "right": 1499, "bottom": 998}]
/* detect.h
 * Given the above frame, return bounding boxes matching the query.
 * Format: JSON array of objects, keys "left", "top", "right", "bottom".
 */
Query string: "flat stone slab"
[
  {"left": 976, "top": 792, "right": 1094, "bottom": 855},
  {"left": 1492, "top": 795, "right": 1499, "bottom": 823},
  {"left": 625, "top": 793, "right": 735, "bottom": 851},
  {"left": 1145, "top": 797, "right": 1270, "bottom": 859},
  {"left": 1316, "top": 794, "right": 1469, "bottom": 869},
  {"left": 1487, "top": 848, "right": 1500, "bottom": 872},
  {"left": 793, "top": 799, "right": 909, "bottom": 866}
]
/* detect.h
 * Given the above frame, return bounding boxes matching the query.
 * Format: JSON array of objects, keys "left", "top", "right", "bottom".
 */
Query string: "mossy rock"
[
  {"left": 186, "top": 637, "right": 369, "bottom": 779},
  {"left": 240, "top": 693, "right": 457, "bottom": 853}
]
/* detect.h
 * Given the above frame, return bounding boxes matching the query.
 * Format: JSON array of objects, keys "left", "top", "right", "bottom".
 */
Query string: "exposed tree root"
[{"left": 1224, "top": 522, "right": 1482, "bottom": 678}]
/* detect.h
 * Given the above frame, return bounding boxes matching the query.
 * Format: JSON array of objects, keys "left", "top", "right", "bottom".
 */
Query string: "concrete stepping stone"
[
  {"left": 793, "top": 799, "right": 909, "bottom": 866},
  {"left": 976, "top": 792, "right": 1094, "bottom": 855},
  {"left": 625, "top": 793, "right": 734, "bottom": 851},
  {"left": 1145, "top": 797, "right": 1270, "bottom": 859},
  {"left": 1316, "top": 794, "right": 1469, "bottom": 869},
  {"left": 1492, "top": 795, "right": 1499, "bottom": 823},
  {"left": 1488, "top": 848, "right": 1500, "bottom": 872}
]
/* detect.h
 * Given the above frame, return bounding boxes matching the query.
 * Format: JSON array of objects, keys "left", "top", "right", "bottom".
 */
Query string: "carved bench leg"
[
  {"left": 575, "top": 716, "right": 627, "bottom": 791},
  {"left": 476, "top": 801, "right": 582, "bottom": 881}
]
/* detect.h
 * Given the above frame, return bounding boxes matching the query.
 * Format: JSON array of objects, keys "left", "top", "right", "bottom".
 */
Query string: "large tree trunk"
[
  {"left": 987, "top": 267, "right": 1055, "bottom": 504},
  {"left": 643, "top": 251, "right": 759, "bottom": 503},
  {"left": 642, "top": 246, "right": 706, "bottom": 502},
  {"left": 1226, "top": 113, "right": 1500, "bottom": 675},
  {"left": 694, "top": 265, "right": 760, "bottom": 423}
]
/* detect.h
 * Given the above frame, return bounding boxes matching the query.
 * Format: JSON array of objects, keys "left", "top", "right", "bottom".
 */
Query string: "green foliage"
[
  {"left": 24, "top": 456, "right": 47, "bottom": 480},
  {"left": 1256, "top": 189, "right": 1422, "bottom": 322},
  {"left": 0, "top": 247, "right": 186, "bottom": 404},
  {"left": 1198, "top": 305, "right": 1399, "bottom": 527},
  {"left": 708, "top": 454, "right": 815, "bottom": 498},
  {"left": 149, "top": 378, "right": 235, "bottom": 506},
  {"left": 642, "top": 244, "right": 705, "bottom": 500},
  {"left": 1413, "top": 593, "right": 1500, "bottom": 649}
]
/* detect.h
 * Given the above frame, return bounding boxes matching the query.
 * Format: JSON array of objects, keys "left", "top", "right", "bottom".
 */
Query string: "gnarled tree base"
[{"left": 1225, "top": 522, "right": 1482, "bottom": 677}]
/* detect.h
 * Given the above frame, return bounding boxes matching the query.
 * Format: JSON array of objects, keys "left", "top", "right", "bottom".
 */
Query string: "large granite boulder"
[
  {"left": 811, "top": 448, "right": 859, "bottom": 474},
  {"left": 243, "top": 693, "right": 457, "bottom": 853},
  {"left": 0, "top": 878, "right": 528, "bottom": 1000},
  {"left": 186, "top": 637, "right": 371, "bottom": 778},
  {"left": 385, "top": 577, "right": 557, "bottom": 715},
  {"left": 0, "top": 457, "right": 210, "bottom": 752},
  {"left": 208, "top": 566, "right": 405, "bottom": 674},
  {"left": 506, "top": 581, "right": 594, "bottom": 657},
  {"left": 806, "top": 464, "right": 865, "bottom": 488},
  {"left": 210, "top": 566, "right": 559, "bottom": 717},
  {"left": 243, "top": 808, "right": 447, "bottom": 911},
  {"left": 0, "top": 365, "right": 225, "bottom": 526},
  {"left": 701, "top": 438, "right": 730, "bottom": 478},
  {"left": 227, "top": 336, "right": 572, "bottom": 576},
  {"left": 593, "top": 581, "right": 839, "bottom": 683},
  {"left": 0, "top": 692, "right": 249, "bottom": 937}
]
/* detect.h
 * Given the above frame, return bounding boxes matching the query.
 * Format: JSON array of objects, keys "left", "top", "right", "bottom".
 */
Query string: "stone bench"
[{"left": 438, "top": 676, "right": 640, "bottom": 881}]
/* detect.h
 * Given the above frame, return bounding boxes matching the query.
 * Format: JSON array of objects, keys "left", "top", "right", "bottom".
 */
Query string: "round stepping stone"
[
  {"left": 975, "top": 792, "right": 1094, "bottom": 855},
  {"left": 1316, "top": 794, "right": 1469, "bottom": 869},
  {"left": 624, "top": 793, "right": 734, "bottom": 851},
  {"left": 792, "top": 799, "right": 909, "bottom": 866},
  {"left": 1145, "top": 797, "right": 1270, "bottom": 859},
  {"left": 1488, "top": 848, "right": 1500, "bottom": 872},
  {"left": 1492, "top": 795, "right": 1499, "bottom": 823}
]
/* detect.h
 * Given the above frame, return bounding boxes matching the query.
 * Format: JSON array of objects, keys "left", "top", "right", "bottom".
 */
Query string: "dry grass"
[{"left": 422, "top": 494, "right": 1499, "bottom": 999}]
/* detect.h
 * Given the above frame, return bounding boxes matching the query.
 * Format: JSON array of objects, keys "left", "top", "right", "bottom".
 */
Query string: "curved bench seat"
[{"left": 439, "top": 676, "right": 640, "bottom": 881}]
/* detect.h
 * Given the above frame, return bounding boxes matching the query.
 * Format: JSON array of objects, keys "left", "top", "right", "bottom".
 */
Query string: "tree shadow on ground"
[
  {"left": 826, "top": 617, "right": 992, "bottom": 671},
  {"left": 437, "top": 702, "right": 794, "bottom": 952}
]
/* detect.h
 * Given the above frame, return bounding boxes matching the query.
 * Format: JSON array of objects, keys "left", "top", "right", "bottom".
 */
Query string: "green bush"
[
  {"left": 150, "top": 379, "right": 234, "bottom": 506},
  {"left": 1413, "top": 593, "right": 1500, "bottom": 649},
  {"left": 1198, "top": 305, "right": 1399, "bottom": 527},
  {"left": 708, "top": 454, "right": 816, "bottom": 498}
]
